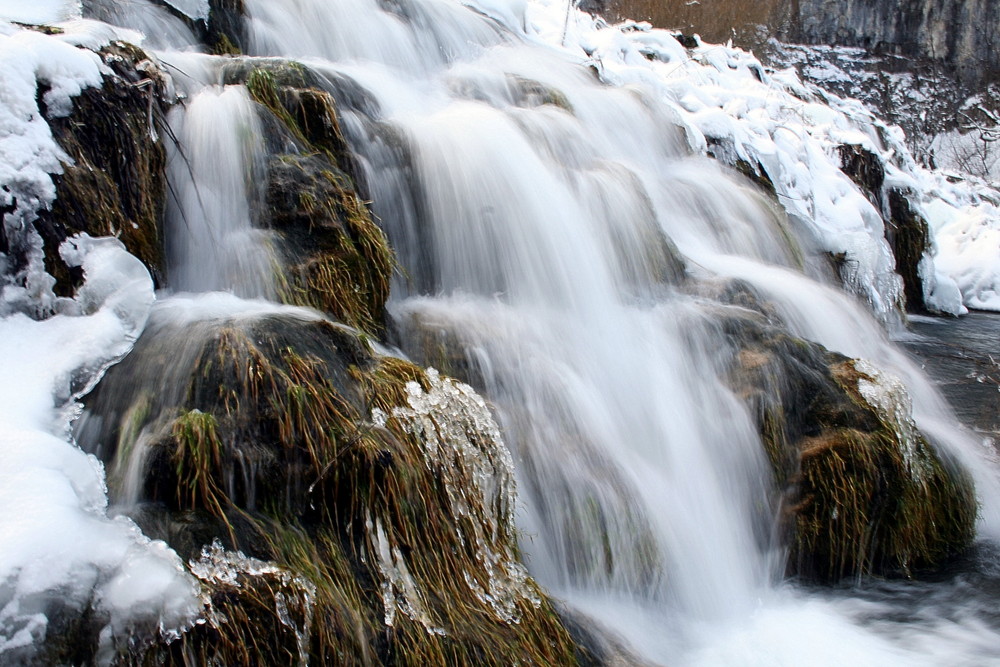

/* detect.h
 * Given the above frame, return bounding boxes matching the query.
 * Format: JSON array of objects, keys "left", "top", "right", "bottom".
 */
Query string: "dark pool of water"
[{"left": 900, "top": 311, "right": 1000, "bottom": 446}]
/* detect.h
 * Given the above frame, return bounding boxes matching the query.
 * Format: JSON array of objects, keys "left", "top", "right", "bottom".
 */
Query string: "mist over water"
[{"left": 82, "top": 0, "right": 1000, "bottom": 662}]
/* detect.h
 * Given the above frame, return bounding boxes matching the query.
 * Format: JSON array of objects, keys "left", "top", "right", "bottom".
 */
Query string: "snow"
[
  {"left": 924, "top": 193, "right": 1000, "bottom": 311},
  {"left": 521, "top": 0, "right": 1000, "bottom": 315},
  {"left": 0, "top": 0, "right": 80, "bottom": 25},
  {"left": 0, "top": 235, "right": 199, "bottom": 655},
  {"left": 0, "top": 23, "right": 106, "bottom": 316},
  {"left": 0, "top": 23, "right": 200, "bottom": 656}
]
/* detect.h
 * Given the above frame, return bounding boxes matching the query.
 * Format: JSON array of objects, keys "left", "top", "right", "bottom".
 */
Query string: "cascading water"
[
  {"left": 72, "top": 0, "right": 1000, "bottom": 663},
  {"left": 165, "top": 84, "right": 277, "bottom": 298}
]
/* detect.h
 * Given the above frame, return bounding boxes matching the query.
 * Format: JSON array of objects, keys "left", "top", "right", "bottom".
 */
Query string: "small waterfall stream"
[
  {"left": 79, "top": 0, "right": 1000, "bottom": 663},
  {"left": 165, "top": 85, "right": 276, "bottom": 298}
]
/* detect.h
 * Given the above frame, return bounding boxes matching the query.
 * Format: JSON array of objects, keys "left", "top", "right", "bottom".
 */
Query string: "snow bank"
[
  {"left": 0, "top": 235, "right": 199, "bottom": 657},
  {"left": 0, "top": 23, "right": 106, "bottom": 315},
  {"left": 0, "top": 1, "right": 80, "bottom": 25},
  {"left": 922, "top": 184, "right": 1000, "bottom": 311},
  {"left": 519, "top": 0, "right": 1000, "bottom": 315}
]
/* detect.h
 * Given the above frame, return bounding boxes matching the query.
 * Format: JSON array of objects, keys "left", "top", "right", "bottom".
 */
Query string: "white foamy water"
[{"left": 165, "top": 84, "right": 277, "bottom": 298}]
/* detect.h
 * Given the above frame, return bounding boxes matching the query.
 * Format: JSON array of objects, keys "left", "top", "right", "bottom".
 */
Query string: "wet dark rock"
[
  {"left": 673, "top": 33, "right": 699, "bottom": 49},
  {"left": 206, "top": 0, "right": 247, "bottom": 55},
  {"left": 714, "top": 284, "right": 976, "bottom": 581},
  {"left": 35, "top": 42, "right": 170, "bottom": 295},
  {"left": 838, "top": 144, "right": 885, "bottom": 208},
  {"left": 706, "top": 137, "right": 777, "bottom": 198},
  {"left": 886, "top": 187, "right": 932, "bottom": 314},
  {"left": 837, "top": 144, "right": 933, "bottom": 313}
]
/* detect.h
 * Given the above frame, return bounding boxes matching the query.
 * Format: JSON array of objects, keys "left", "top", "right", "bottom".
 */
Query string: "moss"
[
  {"left": 89, "top": 316, "right": 584, "bottom": 664},
  {"left": 507, "top": 75, "right": 575, "bottom": 112},
  {"left": 836, "top": 145, "right": 932, "bottom": 313},
  {"left": 719, "top": 297, "right": 976, "bottom": 581},
  {"left": 171, "top": 410, "right": 229, "bottom": 521},
  {"left": 268, "top": 156, "right": 395, "bottom": 333},
  {"left": 838, "top": 144, "right": 885, "bottom": 205},
  {"left": 243, "top": 66, "right": 353, "bottom": 167},
  {"left": 209, "top": 32, "right": 241, "bottom": 56},
  {"left": 732, "top": 157, "right": 777, "bottom": 198},
  {"left": 206, "top": 0, "right": 247, "bottom": 54},
  {"left": 232, "top": 65, "right": 395, "bottom": 332},
  {"left": 36, "top": 43, "right": 169, "bottom": 294}
]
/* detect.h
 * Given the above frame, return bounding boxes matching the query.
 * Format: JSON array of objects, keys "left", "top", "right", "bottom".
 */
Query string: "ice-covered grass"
[{"left": 511, "top": 0, "right": 1000, "bottom": 314}]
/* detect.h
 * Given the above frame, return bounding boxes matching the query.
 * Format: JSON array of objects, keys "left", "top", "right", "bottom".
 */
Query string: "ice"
[
  {"left": 379, "top": 367, "right": 539, "bottom": 624},
  {"left": 855, "top": 359, "right": 928, "bottom": 480},
  {"left": 0, "top": 235, "right": 199, "bottom": 656},
  {"left": 189, "top": 540, "right": 316, "bottom": 664}
]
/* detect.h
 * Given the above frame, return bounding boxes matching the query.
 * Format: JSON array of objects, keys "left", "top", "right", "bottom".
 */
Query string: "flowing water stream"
[{"left": 82, "top": 0, "right": 1000, "bottom": 663}]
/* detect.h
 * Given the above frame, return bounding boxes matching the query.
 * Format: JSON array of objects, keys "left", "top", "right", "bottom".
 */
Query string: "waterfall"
[
  {"left": 61, "top": 0, "right": 1000, "bottom": 663},
  {"left": 165, "top": 85, "right": 277, "bottom": 298}
]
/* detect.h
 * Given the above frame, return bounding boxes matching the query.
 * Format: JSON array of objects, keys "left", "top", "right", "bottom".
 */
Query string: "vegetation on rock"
[
  {"left": 218, "top": 63, "right": 395, "bottom": 333},
  {"left": 717, "top": 282, "right": 975, "bottom": 581},
  {"left": 38, "top": 42, "right": 169, "bottom": 294},
  {"left": 85, "top": 316, "right": 587, "bottom": 665}
]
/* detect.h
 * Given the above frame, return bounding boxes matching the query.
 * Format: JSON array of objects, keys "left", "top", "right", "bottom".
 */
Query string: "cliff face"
[
  {"left": 602, "top": 0, "right": 1000, "bottom": 85},
  {"left": 791, "top": 0, "right": 1000, "bottom": 83}
]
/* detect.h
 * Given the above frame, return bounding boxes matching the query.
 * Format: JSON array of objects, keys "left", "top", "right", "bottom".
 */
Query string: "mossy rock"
[
  {"left": 267, "top": 153, "right": 394, "bottom": 334},
  {"left": 717, "top": 284, "right": 975, "bottom": 581},
  {"left": 35, "top": 42, "right": 169, "bottom": 295},
  {"left": 82, "top": 314, "right": 587, "bottom": 665},
  {"left": 886, "top": 187, "right": 932, "bottom": 314},
  {"left": 506, "top": 75, "right": 574, "bottom": 112},
  {"left": 218, "top": 62, "right": 393, "bottom": 332},
  {"left": 206, "top": 0, "right": 247, "bottom": 55}
]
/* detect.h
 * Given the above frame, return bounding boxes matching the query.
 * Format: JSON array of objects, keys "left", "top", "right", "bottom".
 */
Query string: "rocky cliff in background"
[
  {"left": 791, "top": 0, "right": 1000, "bottom": 85},
  {"left": 601, "top": 0, "right": 1000, "bottom": 86}
]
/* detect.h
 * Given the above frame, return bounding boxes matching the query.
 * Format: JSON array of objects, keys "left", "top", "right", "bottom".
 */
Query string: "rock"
[
  {"left": 837, "top": 145, "right": 933, "bottom": 313},
  {"left": 266, "top": 153, "right": 393, "bottom": 334},
  {"left": 35, "top": 42, "right": 170, "bottom": 295},
  {"left": 217, "top": 62, "right": 394, "bottom": 333},
  {"left": 788, "top": 0, "right": 1000, "bottom": 86},
  {"left": 80, "top": 314, "right": 587, "bottom": 664},
  {"left": 886, "top": 188, "right": 932, "bottom": 314},
  {"left": 716, "top": 282, "right": 975, "bottom": 581},
  {"left": 206, "top": 0, "right": 247, "bottom": 55}
]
